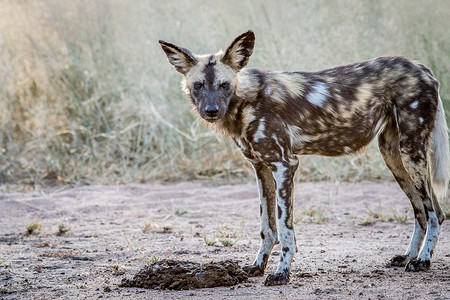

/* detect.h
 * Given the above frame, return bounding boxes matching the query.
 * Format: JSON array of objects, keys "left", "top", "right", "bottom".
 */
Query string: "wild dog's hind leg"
[
  {"left": 395, "top": 101, "right": 443, "bottom": 271},
  {"left": 378, "top": 118, "right": 426, "bottom": 267},
  {"left": 400, "top": 140, "right": 442, "bottom": 272},
  {"left": 264, "top": 156, "right": 298, "bottom": 286},
  {"left": 243, "top": 162, "right": 278, "bottom": 276}
]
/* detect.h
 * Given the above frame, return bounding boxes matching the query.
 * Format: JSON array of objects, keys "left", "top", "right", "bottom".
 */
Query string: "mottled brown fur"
[{"left": 160, "top": 30, "right": 449, "bottom": 285}]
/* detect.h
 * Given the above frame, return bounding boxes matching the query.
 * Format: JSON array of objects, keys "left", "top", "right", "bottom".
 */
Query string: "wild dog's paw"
[
  {"left": 243, "top": 264, "right": 264, "bottom": 277},
  {"left": 405, "top": 259, "right": 431, "bottom": 272},
  {"left": 264, "top": 270, "right": 289, "bottom": 286},
  {"left": 388, "top": 255, "right": 410, "bottom": 267}
]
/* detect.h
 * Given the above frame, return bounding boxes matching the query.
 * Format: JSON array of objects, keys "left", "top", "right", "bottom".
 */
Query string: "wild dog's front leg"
[
  {"left": 264, "top": 157, "right": 299, "bottom": 286},
  {"left": 243, "top": 162, "right": 278, "bottom": 277}
]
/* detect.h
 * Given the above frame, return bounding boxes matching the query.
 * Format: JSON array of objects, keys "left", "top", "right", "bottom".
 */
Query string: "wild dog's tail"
[{"left": 431, "top": 92, "right": 450, "bottom": 202}]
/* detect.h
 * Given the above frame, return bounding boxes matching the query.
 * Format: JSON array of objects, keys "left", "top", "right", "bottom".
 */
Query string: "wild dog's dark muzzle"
[
  {"left": 205, "top": 104, "right": 219, "bottom": 118},
  {"left": 204, "top": 91, "right": 220, "bottom": 119}
]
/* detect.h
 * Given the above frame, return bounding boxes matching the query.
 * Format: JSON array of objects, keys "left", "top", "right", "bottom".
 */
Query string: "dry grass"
[
  {"left": 203, "top": 236, "right": 217, "bottom": 247},
  {"left": 0, "top": 0, "right": 449, "bottom": 187},
  {"left": 57, "top": 222, "right": 70, "bottom": 236},
  {"left": 360, "top": 204, "right": 409, "bottom": 226},
  {"left": 146, "top": 255, "right": 161, "bottom": 266},
  {"left": 203, "top": 224, "right": 242, "bottom": 247},
  {"left": 174, "top": 208, "right": 188, "bottom": 216},
  {"left": 0, "top": 257, "right": 6, "bottom": 267},
  {"left": 294, "top": 206, "right": 329, "bottom": 224},
  {"left": 123, "top": 235, "right": 145, "bottom": 252},
  {"left": 25, "top": 216, "right": 42, "bottom": 235},
  {"left": 142, "top": 222, "right": 158, "bottom": 234}
]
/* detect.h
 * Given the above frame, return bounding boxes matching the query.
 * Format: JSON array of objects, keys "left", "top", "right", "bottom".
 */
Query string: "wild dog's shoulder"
[{"left": 235, "top": 68, "right": 266, "bottom": 101}]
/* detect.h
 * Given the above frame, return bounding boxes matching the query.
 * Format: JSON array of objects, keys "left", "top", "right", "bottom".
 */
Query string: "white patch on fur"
[
  {"left": 344, "top": 146, "right": 353, "bottom": 154},
  {"left": 273, "top": 134, "right": 285, "bottom": 159},
  {"left": 253, "top": 118, "right": 266, "bottom": 142},
  {"left": 264, "top": 85, "right": 273, "bottom": 97},
  {"left": 419, "top": 117, "right": 424, "bottom": 124},
  {"left": 373, "top": 117, "right": 385, "bottom": 135},
  {"left": 410, "top": 100, "right": 419, "bottom": 109},
  {"left": 417, "top": 211, "right": 440, "bottom": 261},
  {"left": 235, "top": 138, "right": 247, "bottom": 152},
  {"left": 393, "top": 105, "right": 400, "bottom": 130},
  {"left": 287, "top": 125, "right": 312, "bottom": 149},
  {"left": 307, "top": 82, "right": 330, "bottom": 107}
]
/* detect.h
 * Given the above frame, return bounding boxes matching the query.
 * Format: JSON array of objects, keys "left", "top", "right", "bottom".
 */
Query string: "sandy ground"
[{"left": 0, "top": 181, "right": 449, "bottom": 300}]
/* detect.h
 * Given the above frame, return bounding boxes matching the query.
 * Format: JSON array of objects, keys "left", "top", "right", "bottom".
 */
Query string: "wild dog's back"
[{"left": 248, "top": 56, "right": 440, "bottom": 156}]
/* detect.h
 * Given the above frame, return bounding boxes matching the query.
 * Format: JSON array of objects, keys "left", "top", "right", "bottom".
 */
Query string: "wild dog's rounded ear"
[
  {"left": 159, "top": 40, "right": 198, "bottom": 75},
  {"left": 221, "top": 30, "right": 255, "bottom": 71}
]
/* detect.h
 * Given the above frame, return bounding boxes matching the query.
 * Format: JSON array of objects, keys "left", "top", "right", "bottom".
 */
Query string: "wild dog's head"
[{"left": 159, "top": 31, "right": 255, "bottom": 122}]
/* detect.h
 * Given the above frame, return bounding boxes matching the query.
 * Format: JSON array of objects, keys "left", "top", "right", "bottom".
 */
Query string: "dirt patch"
[
  {"left": 120, "top": 259, "right": 247, "bottom": 290},
  {"left": 40, "top": 250, "right": 85, "bottom": 259},
  {"left": 0, "top": 181, "right": 449, "bottom": 299}
]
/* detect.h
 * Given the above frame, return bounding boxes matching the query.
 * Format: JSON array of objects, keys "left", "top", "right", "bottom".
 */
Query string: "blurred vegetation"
[{"left": 0, "top": 0, "right": 449, "bottom": 187}]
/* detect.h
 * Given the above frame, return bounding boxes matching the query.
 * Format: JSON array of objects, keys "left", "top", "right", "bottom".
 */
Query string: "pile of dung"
[{"left": 120, "top": 259, "right": 248, "bottom": 290}]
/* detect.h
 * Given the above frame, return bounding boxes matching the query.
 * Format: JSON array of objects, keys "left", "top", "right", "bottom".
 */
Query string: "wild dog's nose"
[{"left": 205, "top": 105, "right": 219, "bottom": 118}]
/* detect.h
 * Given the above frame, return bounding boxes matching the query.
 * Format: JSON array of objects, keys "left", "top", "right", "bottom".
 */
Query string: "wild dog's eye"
[
  {"left": 193, "top": 82, "right": 204, "bottom": 90},
  {"left": 220, "top": 82, "right": 230, "bottom": 89}
]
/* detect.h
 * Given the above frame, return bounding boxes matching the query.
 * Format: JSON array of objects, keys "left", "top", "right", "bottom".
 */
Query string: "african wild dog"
[{"left": 159, "top": 31, "right": 449, "bottom": 286}]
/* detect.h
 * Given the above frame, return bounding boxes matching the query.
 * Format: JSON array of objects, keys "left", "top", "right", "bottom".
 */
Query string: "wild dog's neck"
[{"left": 210, "top": 98, "right": 251, "bottom": 138}]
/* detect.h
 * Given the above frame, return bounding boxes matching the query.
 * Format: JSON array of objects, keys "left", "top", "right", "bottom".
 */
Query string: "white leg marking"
[
  {"left": 276, "top": 225, "right": 295, "bottom": 274},
  {"left": 272, "top": 162, "right": 287, "bottom": 190},
  {"left": 306, "top": 82, "right": 330, "bottom": 107},
  {"left": 373, "top": 117, "right": 385, "bottom": 135},
  {"left": 417, "top": 211, "right": 440, "bottom": 261},
  {"left": 404, "top": 219, "right": 426, "bottom": 259},
  {"left": 272, "top": 161, "right": 296, "bottom": 274},
  {"left": 253, "top": 118, "right": 266, "bottom": 142},
  {"left": 273, "top": 134, "right": 285, "bottom": 159}
]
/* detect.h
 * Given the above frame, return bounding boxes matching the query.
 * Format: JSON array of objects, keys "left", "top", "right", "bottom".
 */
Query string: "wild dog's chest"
[
  {"left": 234, "top": 136, "right": 285, "bottom": 164},
  {"left": 234, "top": 137, "right": 260, "bottom": 162},
  {"left": 233, "top": 118, "right": 294, "bottom": 163}
]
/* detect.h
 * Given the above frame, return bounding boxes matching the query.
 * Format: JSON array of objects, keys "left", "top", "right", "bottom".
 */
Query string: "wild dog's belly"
[
  {"left": 293, "top": 134, "right": 367, "bottom": 156},
  {"left": 289, "top": 119, "right": 384, "bottom": 157}
]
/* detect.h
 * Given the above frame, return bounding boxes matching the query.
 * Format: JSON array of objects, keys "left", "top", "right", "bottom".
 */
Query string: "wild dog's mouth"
[{"left": 203, "top": 116, "right": 220, "bottom": 123}]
